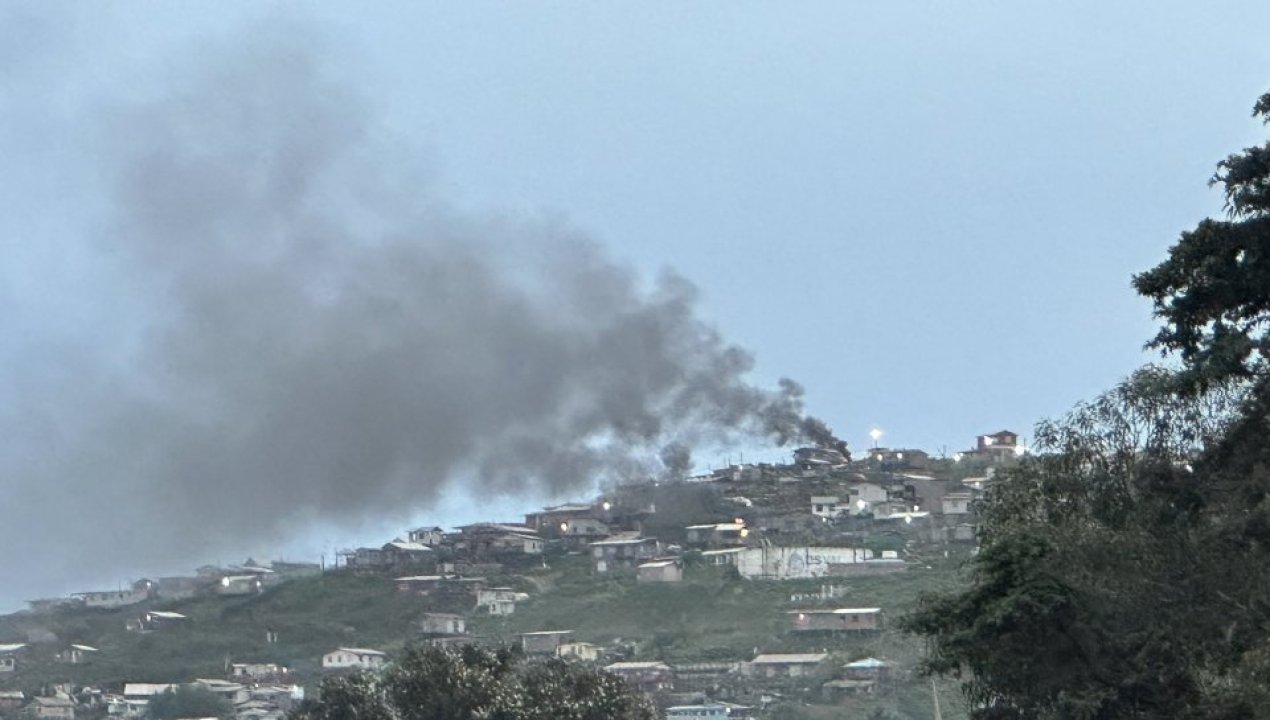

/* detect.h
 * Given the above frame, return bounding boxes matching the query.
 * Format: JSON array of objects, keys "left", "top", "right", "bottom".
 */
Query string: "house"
[
  {"left": 248, "top": 685, "right": 301, "bottom": 712},
  {"left": 57, "top": 645, "right": 99, "bottom": 664},
  {"left": 28, "top": 695, "right": 76, "bottom": 720},
  {"left": 396, "top": 576, "right": 486, "bottom": 603},
  {"left": 964, "top": 430, "right": 1022, "bottom": 462},
  {"left": 787, "top": 608, "right": 882, "bottom": 633},
  {"left": 941, "top": 492, "right": 974, "bottom": 516},
  {"left": 745, "top": 653, "right": 829, "bottom": 679},
  {"left": 684, "top": 523, "right": 746, "bottom": 548},
  {"left": 128, "top": 611, "right": 187, "bottom": 632},
  {"left": 822, "top": 679, "right": 876, "bottom": 699},
  {"left": 810, "top": 496, "right": 846, "bottom": 519},
  {"left": 406, "top": 526, "right": 445, "bottom": 546},
  {"left": 381, "top": 540, "right": 437, "bottom": 566},
  {"left": 230, "top": 663, "right": 289, "bottom": 682},
  {"left": 848, "top": 482, "right": 889, "bottom": 508},
  {"left": 557, "top": 642, "right": 602, "bottom": 662},
  {"left": 0, "top": 643, "right": 26, "bottom": 672},
  {"left": 217, "top": 575, "right": 265, "bottom": 596},
  {"left": 842, "top": 657, "right": 893, "bottom": 681},
  {"left": 524, "top": 503, "right": 605, "bottom": 532},
  {"left": 322, "top": 648, "right": 387, "bottom": 671},
  {"left": 589, "top": 533, "right": 660, "bottom": 573},
  {"left": 0, "top": 691, "right": 24, "bottom": 711},
  {"left": 867, "top": 448, "right": 929, "bottom": 470},
  {"left": 395, "top": 575, "right": 446, "bottom": 594},
  {"left": 72, "top": 583, "right": 151, "bottom": 609},
  {"left": 700, "top": 547, "right": 746, "bottom": 567},
  {"left": 476, "top": 588, "right": 527, "bottom": 616},
  {"left": 452, "top": 524, "right": 544, "bottom": 556},
  {"left": 122, "top": 684, "right": 177, "bottom": 715},
  {"left": 520, "top": 630, "right": 572, "bottom": 655},
  {"left": 552, "top": 517, "right": 613, "bottom": 548},
  {"left": 339, "top": 547, "right": 391, "bottom": 570},
  {"left": 793, "top": 446, "right": 849, "bottom": 469},
  {"left": 603, "top": 661, "right": 674, "bottom": 693},
  {"left": 636, "top": 560, "right": 683, "bottom": 583},
  {"left": 419, "top": 613, "right": 466, "bottom": 636},
  {"left": 192, "top": 679, "right": 249, "bottom": 705}
]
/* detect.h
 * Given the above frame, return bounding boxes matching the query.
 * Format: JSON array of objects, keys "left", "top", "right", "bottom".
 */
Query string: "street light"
[{"left": 869, "top": 428, "right": 883, "bottom": 449}]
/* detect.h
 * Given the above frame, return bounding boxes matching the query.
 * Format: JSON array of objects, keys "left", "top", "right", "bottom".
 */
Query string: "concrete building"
[{"left": 787, "top": 608, "right": 883, "bottom": 633}]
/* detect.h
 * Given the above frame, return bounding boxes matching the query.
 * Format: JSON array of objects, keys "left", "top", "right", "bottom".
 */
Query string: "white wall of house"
[
  {"left": 735, "top": 547, "right": 873, "bottom": 579},
  {"left": 321, "top": 650, "right": 386, "bottom": 670}
]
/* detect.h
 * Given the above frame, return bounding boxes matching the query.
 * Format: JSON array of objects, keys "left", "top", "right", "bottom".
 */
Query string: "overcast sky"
[{"left": 3, "top": 2, "right": 1270, "bottom": 606}]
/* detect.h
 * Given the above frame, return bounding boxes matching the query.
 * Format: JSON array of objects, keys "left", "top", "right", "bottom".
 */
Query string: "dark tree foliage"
[
  {"left": 146, "top": 686, "right": 234, "bottom": 720},
  {"left": 290, "top": 645, "right": 656, "bottom": 720},
  {"left": 902, "top": 91, "right": 1270, "bottom": 720},
  {"left": 1134, "top": 91, "right": 1270, "bottom": 392}
]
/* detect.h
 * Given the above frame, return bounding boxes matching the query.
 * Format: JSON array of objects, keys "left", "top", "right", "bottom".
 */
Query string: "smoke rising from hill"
[{"left": 0, "top": 33, "right": 842, "bottom": 599}]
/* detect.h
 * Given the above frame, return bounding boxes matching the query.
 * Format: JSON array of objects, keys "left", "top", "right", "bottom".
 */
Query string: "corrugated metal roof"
[
  {"left": 750, "top": 653, "right": 828, "bottom": 664},
  {"left": 844, "top": 657, "right": 890, "bottom": 668},
  {"left": 605, "top": 661, "right": 670, "bottom": 670}
]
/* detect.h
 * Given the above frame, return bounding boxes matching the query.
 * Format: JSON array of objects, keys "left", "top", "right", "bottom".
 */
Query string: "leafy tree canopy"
[
  {"left": 146, "top": 685, "right": 234, "bottom": 720},
  {"left": 1135, "top": 92, "right": 1270, "bottom": 392},
  {"left": 291, "top": 645, "right": 656, "bottom": 720},
  {"left": 902, "top": 90, "right": 1270, "bottom": 720}
]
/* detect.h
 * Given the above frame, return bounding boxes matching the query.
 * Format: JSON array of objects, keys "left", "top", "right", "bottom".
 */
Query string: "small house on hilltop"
[
  {"left": 746, "top": 653, "right": 829, "bottom": 679},
  {"left": 72, "top": 582, "right": 151, "bottom": 609},
  {"left": 788, "top": 608, "right": 883, "bottom": 633},
  {"left": 56, "top": 644, "right": 99, "bottom": 664},
  {"left": 589, "top": 533, "right": 660, "bottom": 574},
  {"left": 193, "top": 679, "right": 249, "bottom": 705},
  {"left": 843, "top": 657, "right": 894, "bottom": 681},
  {"left": 557, "top": 642, "right": 602, "bottom": 662},
  {"left": 603, "top": 661, "right": 674, "bottom": 693},
  {"left": 451, "top": 524, "right": 545, "bottom": 556},
  {"left": 961, "top": 430, "right": 1022, "bottom": 463},
  {"left": 407, "top": 526, "right": 445, "bottom": 546},
  {"left": 419, "top": 613, "right": 466, "bottom": 636},
  {"left": 942, "top": 491, "right": 974, "bottom": 516},
  {"left": 28, "top": 695, "right": 75, "bottom": 720},
  {"left": 0, "top": 644, "right": 25, "bottom": 673},
  {"left": 217, "top": 575, "right": 264, "bottom": 596},
  {"left": 684, "top": 522, "right": 746, "bottom": 548},
  {"left": 322, "top": 648, "right": 387, "bottom": 672},
  {"left": 521, "top": 630, "right": 572, "bottom": 655},
  {"left": 0, "top": 691, "right": 24, "bottom": 711},
  {"left": 230, "top": 663, "right": 289, "bottom": 682},
  {"left": 636, "top": 559, "right": 683, "bottom": 583},
  {"left": 524, "top": 503, "right": 606, "bottom": 532},
  {"left": 476, "top": 587, "right": 527, "bottom": 616}
]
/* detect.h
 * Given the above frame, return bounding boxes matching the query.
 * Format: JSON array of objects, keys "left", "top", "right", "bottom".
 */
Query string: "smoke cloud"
[{"left": 0, "top": 32, "right": 842, "bottom": 601}]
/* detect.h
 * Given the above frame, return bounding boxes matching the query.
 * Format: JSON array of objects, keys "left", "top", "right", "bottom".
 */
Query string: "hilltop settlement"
[{"left": 0, "top": 431, "right": 1024, "bottom": 720}]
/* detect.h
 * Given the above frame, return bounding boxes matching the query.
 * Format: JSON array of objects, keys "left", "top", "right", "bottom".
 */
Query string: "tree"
[
  {"left": 1134, "top": 92, "right": 1270, "bottom": 392},
  {"left": 146, "top": 686, "right": 234, "bottom": 720},
  {"left": 902, "top": 90, "right": 1270, "bottom": 720},
  {"left": 291, "top": 645, "right": 656, "bottom": 720}
]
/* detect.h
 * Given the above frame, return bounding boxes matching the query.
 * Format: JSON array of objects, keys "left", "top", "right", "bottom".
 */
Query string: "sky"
[{"left": 3, "top": 2, "right": 1270, "bottom": 607}]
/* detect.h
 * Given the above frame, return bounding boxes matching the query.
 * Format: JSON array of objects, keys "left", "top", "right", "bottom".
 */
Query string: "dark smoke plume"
[{"left": 0, "top": 33, "right": 843, "bottom": 601}]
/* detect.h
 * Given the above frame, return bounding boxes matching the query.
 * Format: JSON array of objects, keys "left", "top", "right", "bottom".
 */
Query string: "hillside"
[{"left": 0, "top": 546, "right": 973, "bottom": 719}]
